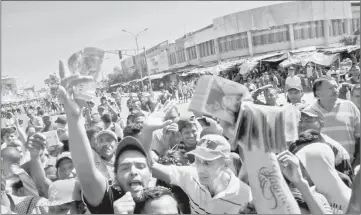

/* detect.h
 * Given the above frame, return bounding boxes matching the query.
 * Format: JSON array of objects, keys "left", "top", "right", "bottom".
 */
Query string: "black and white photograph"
[{"left": 1, "top": 1, "right": 360, "bottom": 214}]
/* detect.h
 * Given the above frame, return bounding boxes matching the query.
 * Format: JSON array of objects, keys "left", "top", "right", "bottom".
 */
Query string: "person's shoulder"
[{"left": 338, "top": 99, "right": 357, "bottom": 108}]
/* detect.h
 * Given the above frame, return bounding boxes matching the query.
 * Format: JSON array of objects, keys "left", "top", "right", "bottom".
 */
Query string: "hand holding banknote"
[{"left": 57, "top": 60, "right": 93, "bottom": 117}]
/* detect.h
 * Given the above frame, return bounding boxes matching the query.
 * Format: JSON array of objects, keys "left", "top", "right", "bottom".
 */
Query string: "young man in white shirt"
[{"left": 285, "top": 66, "right": 302, "bottom": 97}]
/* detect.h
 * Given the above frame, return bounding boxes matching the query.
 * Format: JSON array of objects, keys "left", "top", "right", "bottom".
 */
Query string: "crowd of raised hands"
[{"left": 1, "top": 59, "right": 360, "bottom": 214}]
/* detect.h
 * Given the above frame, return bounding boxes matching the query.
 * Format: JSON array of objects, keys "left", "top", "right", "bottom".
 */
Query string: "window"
[
  {"left": 293, "top": 21, "right": 324, "bottom": 40},
  {"left": 168, "top": 52, "right": 177, "bottom": 65},
  {"left": 199, "top": 40, "right": 215, "bottom": 58},
  {"left": 329, "top": 19, "right": 346, "bottom": 37},
  {"left": 218, "top": 32, "right": 248, "bottom": 53},
  {"left": 352, "top": 18, "right": 360, "bottom": 33},
  {"left": 252, "top": 25, "right": 289, "bottom": 47},
  {"left": 176, "top": 49, "right": 186, "bottom": 63},
  {"left": 186, "top": 46, "right": 197, "bottom": 60}
]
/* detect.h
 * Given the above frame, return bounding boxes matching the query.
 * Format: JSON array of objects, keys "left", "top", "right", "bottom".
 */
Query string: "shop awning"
[
  {"left": 262, "top": 52, "right": 289, "bottom": 63},
  {"left": 148, "top": 72, "right": 171, "bottom": 80},
  {"left": 279, "top": 51, "right": 339, "bottom": 68},
  {"left": 238, "top": 60, "right": 259, "bottom": 75},
  {"left": 318, "top": 45, "right": 360, "bottom": 54}
]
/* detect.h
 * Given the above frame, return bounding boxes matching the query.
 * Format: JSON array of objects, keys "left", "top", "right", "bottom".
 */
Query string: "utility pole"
[
  {"left": 122, "top": 28, "right": 148, "bottom": 90},
  {"left": 143, "top": 47, "right": 152, "bottom": 91}
]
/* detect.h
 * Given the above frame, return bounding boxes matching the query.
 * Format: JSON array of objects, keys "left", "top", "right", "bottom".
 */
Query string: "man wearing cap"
[
  {"left": 296, "top": 110, "right": 353, "bottom": 179},
  {"left": 55, "top": 152, "right": 75, "bottom": 180},
  {"left": 286, "top": 85, "right": 305, "bottom": 105},
  {"left": 90, "top": 130, "right": 119, "bottom": 183},
  {"left": 285, "top": 66, "right": 302, "bottom": 97},
  {"left": 151, "top": 134, "right": 252, "bottom": 214},
  {"left": 47, "top": 179, "right": 86, "bottom": 214},
  {"left": 305, "top": 77, "right": 360, "bottom": 168}
]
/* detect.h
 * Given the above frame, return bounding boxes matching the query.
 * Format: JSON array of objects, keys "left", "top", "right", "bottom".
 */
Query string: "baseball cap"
[
  {"left": 177, "top": 116, "right": 197, "bottom": 132},
  {"left": 47, "top": 179, "right": 82, "bottom": 206},
  {"left": 288, "top": 85, "right": 303, "bottom": 92},
  {"left": 132, "top": 111, "right": 145, "bottom": 119},
  {"left": 186, "top": 134, "right": 231, "bottom": 161},
  {"left": 95, "top": 130, "right": 117, "bottom": 141},
  {"left": 42, "top": 114, "right": 51, "bottom": 119},
  {"left": 115, "top": 136, "right": 149, "bottom": 164},
  {"left": 54, "top": 115, "right": 67, "bottom": 125},
  {"left": 300, "top": 110, "right": 319, "bottom": 119},
  {"left": 55, "top": 152, "right": 72, "bottom": 169}
]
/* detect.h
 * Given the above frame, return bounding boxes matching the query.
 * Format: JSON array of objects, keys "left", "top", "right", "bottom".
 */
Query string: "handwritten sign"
[{"left": 42, "top": 131, "right": 60, "bottom": 147}]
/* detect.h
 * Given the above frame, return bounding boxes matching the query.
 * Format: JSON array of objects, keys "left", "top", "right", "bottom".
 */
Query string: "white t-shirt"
[
  {"left": 306, "top": 67, "right": 313, "bottom": 78},
  {"left": 285, "top": 76, "right": 302, "bottom": 88},
  {"left": 165, "top": 164, "right": 252, "bottom": 214},
  {"left": 296, "top": 143, "right": 351, "bottom": 214},
  {"left": 326, "top": 70, "right": 334, "bottom": 78}
]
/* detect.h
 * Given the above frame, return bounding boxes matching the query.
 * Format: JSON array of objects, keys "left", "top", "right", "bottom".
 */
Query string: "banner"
[{"left": 146, "top": 50, "right": 170, "bottom": 74}]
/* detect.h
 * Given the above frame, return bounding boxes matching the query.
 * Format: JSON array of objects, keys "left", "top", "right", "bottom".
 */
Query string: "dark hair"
[
  {"left": 133, "top": 186, "right": 180, "bottom": 214},
  {"left": 127, "top": 114, "right": 136, "bottom": 125},
  {"left": 157, "top": 150, "right": 190, "bottom": 166},
  {"left": 238, "top": 202, "right": 257, "bottom": 214},
  {"left": 114, "top": 145, "right": 147, "bottom": 174},
  {"left": 312, "top": 77, "right": 333, "bottom": 98},
  {"left": 1, "top": 127, "right": 16, "bottom": 140},
  {"left": 25, "top": 126, "right": 36, "bottom": 133},
  {"left": 61, "top": 139, "right": 69, "bottom": 152},
  {"left": 123, "top": 125, "right": 142, "bottom": 138},
  {"left": 38, "top": 109, "right": 45, "bottom": 116},
  {"left": 86, "top": 128, "right": 99, "bottom": 142},
  {"left": 101, "top": 114, "right": 112, "bottom": 124}
]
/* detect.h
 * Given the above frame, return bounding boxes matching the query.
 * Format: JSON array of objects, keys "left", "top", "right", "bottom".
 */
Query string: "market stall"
[{"left": 279, "top": 51, "right": 340, "bottom": 68}]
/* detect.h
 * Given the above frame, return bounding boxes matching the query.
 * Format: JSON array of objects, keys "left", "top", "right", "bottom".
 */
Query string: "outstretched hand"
[
  {"left": 142, "top": 100, "right": 177, "bottom": 132},
  {"left": 57, "top": 60, "right": 93, "bottom": 117}
]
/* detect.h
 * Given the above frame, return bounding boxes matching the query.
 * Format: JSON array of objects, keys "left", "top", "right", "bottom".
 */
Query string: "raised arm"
[
  {"left": 57, "top": 60, "right": 107, "bottom": 206},
  {"left": 138, "top": 101, "right": 176, "bottom": 184},
  {"left": 27, "top": 133, "right": 52, "bottom": 198},
  {"left": 277, "top": 151, "right": 331, "bottom": 214}
]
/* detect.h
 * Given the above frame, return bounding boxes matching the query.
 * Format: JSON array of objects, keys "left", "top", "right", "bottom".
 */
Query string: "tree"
[
  {"left": 44, "top": 73, "right": 60, "bottom": 88},
  {"left": 340, "top": 34, "right": 357, "bottom": 46}
]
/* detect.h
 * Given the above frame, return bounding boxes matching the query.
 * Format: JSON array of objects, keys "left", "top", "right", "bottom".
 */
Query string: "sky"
[{"left": 2, "top": 1, "right": 285, "bottom": 89}]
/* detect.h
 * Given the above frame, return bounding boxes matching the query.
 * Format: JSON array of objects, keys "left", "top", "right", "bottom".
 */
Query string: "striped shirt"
[
  {"left": 168, "top": 165, "right": 252, "bottom": 214},
  {"left": 304, "top": 99, "right": 360, "bottom": 158}
]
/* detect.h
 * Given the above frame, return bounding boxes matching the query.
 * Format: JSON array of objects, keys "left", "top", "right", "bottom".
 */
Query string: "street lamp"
[{"left": 122, "top": 28, "right": 148, "bottom": 89}]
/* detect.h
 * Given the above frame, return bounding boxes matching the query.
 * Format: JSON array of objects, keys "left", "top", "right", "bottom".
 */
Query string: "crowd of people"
[{"left": 1, "top": 53, "right": 361, "bottom": 214}]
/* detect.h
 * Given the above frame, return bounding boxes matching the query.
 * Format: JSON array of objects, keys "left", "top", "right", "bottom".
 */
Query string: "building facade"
[
  {"left": 168, "top": 1, "right": 359, "bottom": 68},
  {"left": 121, "top": 1, "right": 359, "bottom": 79}
]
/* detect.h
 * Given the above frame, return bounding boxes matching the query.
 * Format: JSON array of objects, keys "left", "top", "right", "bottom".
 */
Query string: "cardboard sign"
[
  {"left": 189, "top": 75, "right": 250, "bottom": 124},
  {"left": 42, "top": 130, "right": 60, "bottom": 147},
  {"left": 188, "top": 75, "right": 250, "bottom": 142}
]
